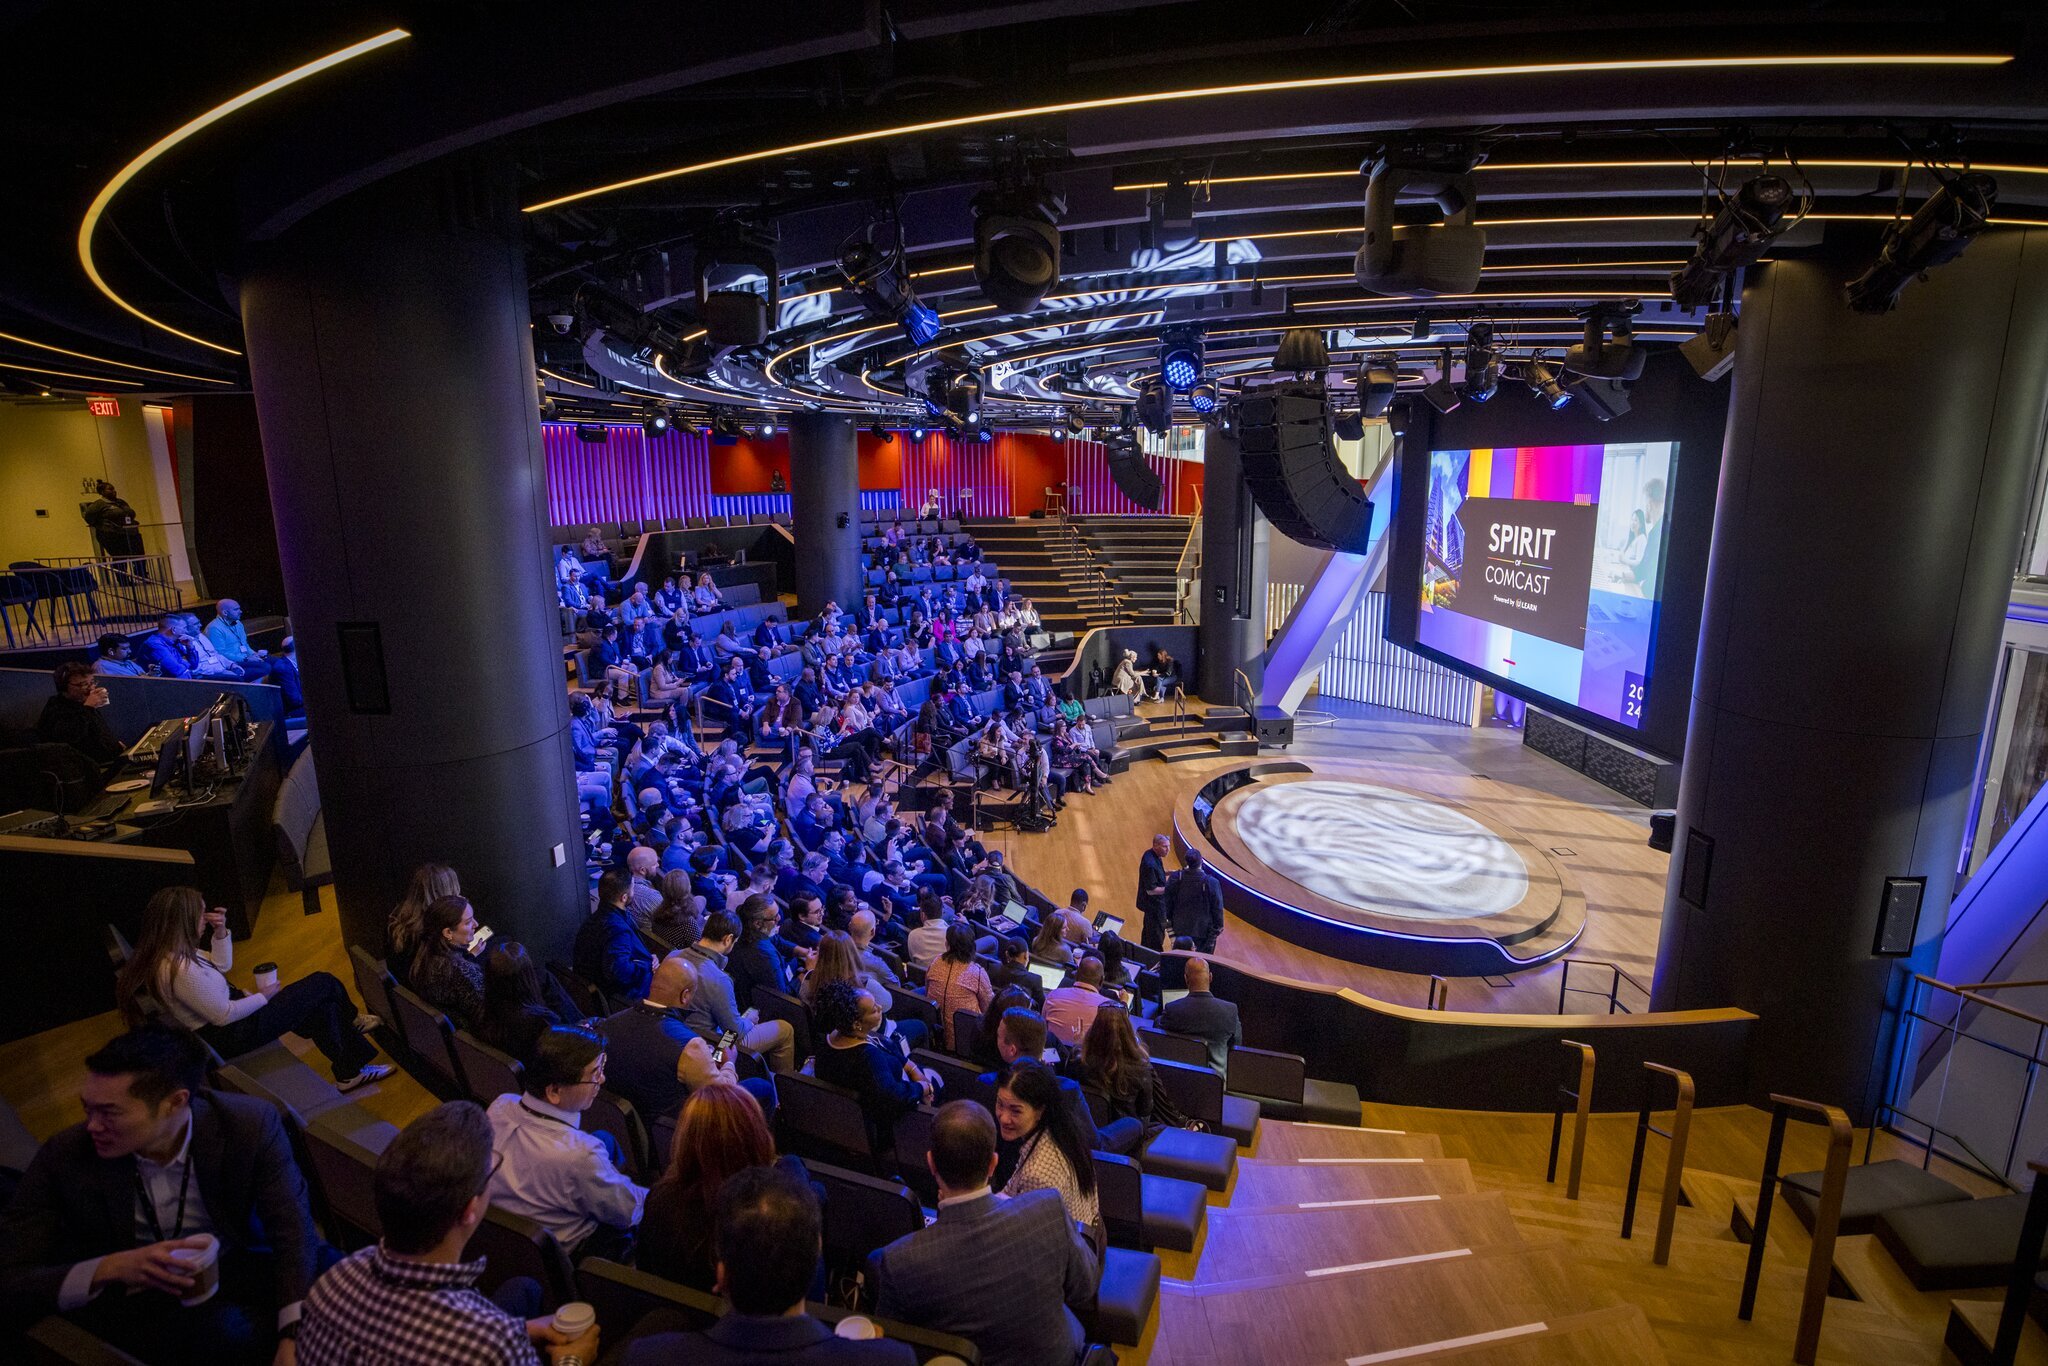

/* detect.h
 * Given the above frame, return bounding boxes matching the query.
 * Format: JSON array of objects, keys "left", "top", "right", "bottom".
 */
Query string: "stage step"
[
  {"left": 1191, "top": 1193, "right": 1526, "bottom": 1285},
  {"left": 1254, "top": 1122, "right": 1447, "bottom": 1161},
  {"left": 1229, "top": 1155, "right": 1480, "bottom": 1207}
]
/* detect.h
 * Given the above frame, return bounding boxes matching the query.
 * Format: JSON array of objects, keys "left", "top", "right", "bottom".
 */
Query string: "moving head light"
[
  {"left": 1563, "top": 303, "right": 1646, "bottom": 381},
  {"left": 1355, "top": 154, "right": 1487, "bottom": 297},
  {"left": 973, "top": 183, "right": 1066, "bottom": 314}
]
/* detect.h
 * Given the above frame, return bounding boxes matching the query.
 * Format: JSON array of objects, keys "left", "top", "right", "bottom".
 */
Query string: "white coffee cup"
[
  {"left": 171, "top": 1233, "right": 220, "bottom": 1306},
  {"left": 252, "top": 963, "right": 279, "bottom": 992},
  {"left": 834, "top": 1315, "right": 881, "bottom": 1340},
  {"left": 551, "top": 1301, "right": 596, "bottom": 1338}
]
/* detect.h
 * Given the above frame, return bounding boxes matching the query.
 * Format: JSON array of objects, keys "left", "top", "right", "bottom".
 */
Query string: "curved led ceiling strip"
[
  {"left": 0, "top": 330, "right": 234, "bottom": 385},
  {"left": 0, "top": 360, "right": 143, "bottom": 387},
  {"left": 525, "top": 53, "right": 2010, "bottom": 213},
  {"left": 78, "top": 28, "right": 411, "bottom": 357}
]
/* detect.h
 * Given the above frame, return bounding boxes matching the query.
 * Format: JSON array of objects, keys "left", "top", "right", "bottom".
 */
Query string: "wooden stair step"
[
  {"left": 1229, "top": 1155, "right": 1479, "bottom": 1206},
  {"left": 1343, "top": 1305, "right": 1669, "bottom": 1365},
  {"left": 1192, "top": 1193, "right": 1526, "bottom": 1285},
  {"left": 1254, "top": 1121, "right": 1446, "bottom": 1161},
  {"left": 1946, "top": 1297, "right": 2048, "bottom": 1366}
]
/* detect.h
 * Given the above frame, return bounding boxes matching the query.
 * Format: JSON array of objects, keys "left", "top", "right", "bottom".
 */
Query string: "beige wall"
[{"left": 0, "top": 398, "right": 167, "bottom": 562}]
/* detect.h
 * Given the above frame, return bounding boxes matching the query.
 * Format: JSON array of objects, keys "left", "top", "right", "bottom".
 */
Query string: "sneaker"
[
  {"left": 337, "top": 1063, "right": 393, "bottom": 1093},
  {"left": 353, "top": 1013, "right": 381, "bottom": 1034}
]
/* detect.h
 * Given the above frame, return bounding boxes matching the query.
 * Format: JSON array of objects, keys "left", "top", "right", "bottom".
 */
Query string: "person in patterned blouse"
[{"left": 298, "top": 1101, "right": 597, "bottom": 1365}]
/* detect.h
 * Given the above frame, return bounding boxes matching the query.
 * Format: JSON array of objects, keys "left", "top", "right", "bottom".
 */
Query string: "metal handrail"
[
  {"left": 1546, "top": 1039, "right": 1596, "bottom": 1200},
  {"left": 1556, "top": 958, "right": 1651, "bottom": 1015},
  {"left": 1426, "top": 976, "right": 1449, "bottom": 1010},
  {"left": 1991, "top": 1152, "right": 2048, "bottom": 1363},
  {"left": 1620, "top": 1062, "right": 1694, "bottom": 1265},
  {"left": 1739, "top": 1093, "right": 1853, "bottom": 1365},
  {"left": 1876, "top": 970, "right": 2041, "bottom": 1188}
]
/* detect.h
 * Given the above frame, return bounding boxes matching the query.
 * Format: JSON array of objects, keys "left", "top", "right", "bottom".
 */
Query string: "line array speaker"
[
  {"left": 1105, "top": 435, "right": 1163, "bottom": 510},
  {"left": 1236, "top": 384, "right": 1374, "bottom": 552}
]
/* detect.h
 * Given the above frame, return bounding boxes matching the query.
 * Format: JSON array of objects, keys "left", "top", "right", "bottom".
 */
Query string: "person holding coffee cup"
[
  {"left": 298, "top": 1101, "right": 599, "bottom": 1365},
  {"left": 0, "top": 1028, "right": 324, "bottom": 1366}
]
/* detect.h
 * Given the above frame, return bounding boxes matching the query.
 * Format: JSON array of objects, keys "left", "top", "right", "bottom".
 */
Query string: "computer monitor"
[
  {"left": 1027, "top": 961, "right": 1067, "bottom": 992},
  {"left": 151, "top": 721, "right": 190, "bottom": 797}
]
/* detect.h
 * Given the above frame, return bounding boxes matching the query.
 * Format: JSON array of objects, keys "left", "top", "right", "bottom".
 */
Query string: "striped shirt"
[{"left": 297, "top": 1244, "right": 536, "bottom": 1365}]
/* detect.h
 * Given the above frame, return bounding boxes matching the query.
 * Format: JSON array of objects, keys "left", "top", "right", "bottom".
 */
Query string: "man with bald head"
[
  {"left": 1158, "top": 957, "right": 1242, "bottom": 1076},
  {"left": 848, "top": 909, "right": 901, "bottom": 987},
  {"left": 203, "top": 597, "right": 303, "bottom": 710},
  {"left": 623, "top": 845, "right": 666, "bottom": 934},
  {"left": 596, "top": 952, "right": 773, "bottom": 1122},
  {"left": 870, "top": 1101, "right": 1097, "bottom": 1366}
]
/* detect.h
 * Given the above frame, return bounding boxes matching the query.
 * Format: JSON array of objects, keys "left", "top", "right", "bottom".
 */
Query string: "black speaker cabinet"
[
  {"left": 1237, "top": 384, "right": 1375, "bottom": 552},
  {"left": 1524, "top": 707, "right": 1678, "bottom": 807},
  {"left": 1255, "top": 712, "right": 1294, "bottom": 746},
  {"left": 1106, "top": 440, "right": 1163, "bottom": 510}
]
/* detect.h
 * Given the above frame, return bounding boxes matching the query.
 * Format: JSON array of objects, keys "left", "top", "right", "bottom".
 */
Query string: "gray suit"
[
  {"left": 870, "top": 1188, "right": 1096, "bottom": 1366},
  {"left": 1159, "top": 989, "right": 1243, "bottom": 1075}
]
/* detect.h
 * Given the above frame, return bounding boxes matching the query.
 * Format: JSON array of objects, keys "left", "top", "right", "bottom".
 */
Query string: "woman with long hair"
[
  {"left": 802, "top": 929, "right": 896, "bottom": 1018},
  {"left": 409, "top": 894, "right": 484, "bottom": 1030},
  {"left": 1079, "top": 1003, "right": 1156, "bottom": 1139},
  {"left": 646, "top": 648, "right": 689, "bottom": 704},
  {"left": 924, "top": 922, "right": 993, "bottom": 1052},
  {"left": 386, "top": 862, "right": 459, "bottom": 987},
  {"left": 639, "top": 1081, "right": 785, "bottom": 1289},
  {"left": 995, "top": 1058, "right": 1100, "bottom": 1236},
  {"left": 117, "top": 886, "right": 390, "bottom": 1091},
  {"left": 476, "top": 941, "right": 573, "bottom": 1064},
  {"left": 1030, "top": 913, "right": 1076, "bottom": 967},
  {"left": 648, "top": 868, "right": 702, "bottom": 953}
]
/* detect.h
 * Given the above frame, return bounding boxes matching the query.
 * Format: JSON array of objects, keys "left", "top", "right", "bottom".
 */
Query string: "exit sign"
[{"left": 86, "top": 397, "right": 120, "bottom": 417}]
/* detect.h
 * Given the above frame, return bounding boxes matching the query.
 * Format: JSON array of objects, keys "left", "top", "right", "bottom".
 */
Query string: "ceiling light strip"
[
  {"left": 77, "top": 28, "right": 412, "bottom": 357},
  {"left": 0, "top": 360, "right": 145, "bottom": 387},
  {"left": 526, "top": 54, "right": 2009, "bottom": 213},
  {"left": 0, "top": 330, "right": 235, "bottom": 384}
]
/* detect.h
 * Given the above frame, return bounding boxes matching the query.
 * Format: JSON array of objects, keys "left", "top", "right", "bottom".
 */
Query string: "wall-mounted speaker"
[{"left": 1236, "top": 384, "right": 1374, "bottom": 552}]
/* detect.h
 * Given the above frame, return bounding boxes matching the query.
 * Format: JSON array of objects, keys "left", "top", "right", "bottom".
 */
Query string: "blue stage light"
[
  {"left": 901, "top": 302, "right": 942, "bottom": 347},
  {"left": 1162, "top": 349, "right": 1199, "bottom": 392},
  {"left": 1188, "top": 380, "right": 1218, "bottom": 413}
]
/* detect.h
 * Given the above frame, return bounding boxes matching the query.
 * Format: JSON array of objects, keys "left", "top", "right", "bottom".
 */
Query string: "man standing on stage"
[
  {"left": 1166, "top": 849, "right": 1225, "bottom": 954},
  {"left": 1136, "top": 834, "right": 1171, "bottom": 951}
]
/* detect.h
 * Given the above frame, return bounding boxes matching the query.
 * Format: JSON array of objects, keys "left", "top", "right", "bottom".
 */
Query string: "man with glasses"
[{"left": 484, "top": 1027, "right": 645, "bottom": 1262}]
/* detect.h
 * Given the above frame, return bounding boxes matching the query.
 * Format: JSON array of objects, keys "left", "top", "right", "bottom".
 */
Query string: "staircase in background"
[{"left": 966, "top": 515, "right": 1191, "bottom": 676}]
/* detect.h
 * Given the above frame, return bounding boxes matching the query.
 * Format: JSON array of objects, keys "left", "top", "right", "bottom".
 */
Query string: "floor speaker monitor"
[{"left": 1237, "top": 384, "right": 1375, "bottom": 553}]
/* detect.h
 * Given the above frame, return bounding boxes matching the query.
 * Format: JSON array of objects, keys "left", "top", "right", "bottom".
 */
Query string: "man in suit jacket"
[
  {"left": 1158, "top": 956, "right": 1244, "bottom": 1076},
  {"left": 0, "top": 1028, "right": 323, "bottom": 1366},
  {"left": 623, "top": 1165, "right": 911, "bottom": 1365},
  {"left": 574, "top": 869, "right": 654, "bottom": 1003},
  {"left": 1164, "top": 848, "right": 1225, "bottom": 953},
  {"left": 871, "top": 1101, "right": 1096, "bottom": 1366},
  {"left": 1135, "top": 834, "right": 1172, "bottom": 952}
]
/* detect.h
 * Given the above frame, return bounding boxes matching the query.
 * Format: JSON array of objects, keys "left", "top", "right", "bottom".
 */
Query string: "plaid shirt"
[{"left": 298, "top": 1243, "right": 538, "bottom": 1366}]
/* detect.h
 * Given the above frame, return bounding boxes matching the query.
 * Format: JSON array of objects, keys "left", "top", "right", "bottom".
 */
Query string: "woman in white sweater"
[{"left": 116, "top": 886, "right": 391, "bottom": 1092}]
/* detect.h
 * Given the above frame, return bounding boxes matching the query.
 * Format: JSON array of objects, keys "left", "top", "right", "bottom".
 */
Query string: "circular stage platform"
[{"left": 1173, "top": 762, "right": 1585, "bottom": 976}]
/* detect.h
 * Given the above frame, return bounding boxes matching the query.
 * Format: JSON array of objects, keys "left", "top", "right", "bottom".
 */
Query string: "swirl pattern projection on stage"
[{"left": 1234, "top": 780, "right": 1530, "bottom": 922}]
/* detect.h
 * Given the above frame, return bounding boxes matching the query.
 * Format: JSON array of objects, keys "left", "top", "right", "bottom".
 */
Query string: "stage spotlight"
[
  {"left": 1273, "top": 327, "right": 1329, "bottom": 374},
  {"left": 760, "top": 417, "right": 778, "bottom": 437},
  {"left": 1355, "top": 153, "right": 1486, "bottom": 297},
  {"left": 1333, "top": 412, "right": 1367, "bottom": 442},
  {"left": 678, "top": 416, "right": 704, "bottom": 437},
  {"left": 1357, "top": 355, "right": 1399, "bottom": 419},
  {"left": 1422, "top": 347, "right": 1461, "bottom": 415},
  {"left": 694, "top": 221, "right": 780, "bottom": 347},
  {"left": 1153, "top": 175, "right": 1198, "bottom": 251},
  {"left": 924, "top": 366, "right": 983, "bottom": 424},
  {"left": 1052, "top": 426, "right": 1067, "bottom": 441},
  {"left": 1524, "top": 358, "right": 1572, "bottom": 410},
  {"left": 973, "top": 183, "right": 1065, "bottom": 314},
  {"left": 1563, "top": 303, "right": 1645, "bottom": 381},
  {"left": 1460, "top": 323, "right": 1499, "bottom": 404},
  {"left": 1134, "top": 380, "right": 1173, "bottom": 435},
  {"left": 1846, "top": 171, "right": 1998, "bottom": 314},
  {"left": 839, "top": 233, "right": 942, "bottom": 346},
  {"left": 975, "top": 425, "right": 994, "bottom": 443},
  {"left": 1063, "top": 409, "right": 1086, "bottom": 435},
  {"left": 1188, "top": 379, "right": 1219, "bottom": 413},
  {"left": 1574, "top": 376, "right": 1633, "bottom": 422},
  {"left": 640, "top": 404, "right": 670, "bottom": 437},
  {"left": 865, "top": 423, "right": 897, "bottom": 443},
  {"left": 1160, "top": 327, "right": 1203, "bottom": 392},
  {"left": 1669, "top": 174, "right": 1799, "bottom": 311},
  {"left": 1681, "top": 312, "right": 1739, "bottom": 381},
  {"left": 909, "top": 425, "right": 928, "bottom": 441}
]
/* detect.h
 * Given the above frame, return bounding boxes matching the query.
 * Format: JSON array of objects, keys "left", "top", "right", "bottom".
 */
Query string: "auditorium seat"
[
  {"left": 1136, "top": 1026, "right": 1211, "bottom": 1070},
  {"left": 271, "top": 748, "right": 330, "bottom": 916},
  {"left": 388, "top": 981, "right": 468, "bottom": 1099},
  {"left": 1227, "top": 1045, "right": 1363, "bottom": 1126},
  {"left": 888, "top": 1106, "right": 940, "bottom": 1206},
  {"left": 752, "top": 985, "right": 815, "bottom": 1064},
  {"left": 911, "top": 1050, "right": 994, "bottom": 1110},
  {"left": 1095, "top": 1150, "right": 1205, "bottom": 1254},
  {"left": 886, "top": 987, "right": 942, "bottom": 1045},
  {"left": 1089, "top": 1246, "right": 1161, "bottom": 1347},
  {"left": 1778, "top": 1158, "right": 1969, "bottom": 1236},
  {"left": 584, "top": 1088, "right": 653, "bottom": 1182},
  {"left": 774, "top": 1072, "right": 879, "bottom": 1174},
  {"left": 1137, "top": 1123, "right": 1237, "bottom": 1192},
  {"left": 1153, "top": 1056, "right": 1260, "bottom": 1147},
  {"left": 804, "top": 1159, "right": 927, "bottom": 1271},
  {"left": 452, "top": 1031, "right": 523, "bottom": 1104},
  {"left": 300, "top": 1109, "right": 399, "bottom": 1249},
  {"left": 470, "top": 1206, "right": 577, "bottom": 1310},
  {"left": 26, "top": 1316, "right": 150, "bottom": 1365}
]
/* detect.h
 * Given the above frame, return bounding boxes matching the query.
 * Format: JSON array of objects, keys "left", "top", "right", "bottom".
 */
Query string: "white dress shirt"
[{"left": 484, "top": 1094, "right": 646, "bottom": 1252}]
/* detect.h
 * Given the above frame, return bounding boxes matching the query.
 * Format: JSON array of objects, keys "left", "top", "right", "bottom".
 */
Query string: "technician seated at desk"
[{"left": 34, "top": 663, "right": 124, "bottom": 769}]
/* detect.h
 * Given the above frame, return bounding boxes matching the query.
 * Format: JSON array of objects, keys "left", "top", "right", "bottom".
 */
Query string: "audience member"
[
  {"left": 1136, "top": 834, "right": 1172, "bottom": 952},
  {"left": 116, "top": 885, "right": 390, "bottom": 1092},
  {"left": 35, "top": 662, "right": 124, "bottom": 766},
  {"left": 387, "top": 862, "right": 461, "bottom": 989},
  {"left": 0, "top": 1028, "right": 321, "bottom": 1366},
  {"left": 639, "top": 1082, "right": 799, "bottom": 1292},
  {"left": 297, "top": 1100, "right": 598, "bottom": 1365},
  {"left": 1042, "top": 955, "right": 1112, "bottom": 1048},
  {"left": 681, "top": 912, "right": 799, "bottom": 1074},
  {"left": 871, "top": 1101, "right": 1097, "bottom": 1366},
  {"left": 994, "top": 1060, "right": 1101, "bottom": 1239},
  {"left": 410, "top": 894, "right": 485, "bottom": 1030},
  {"left": 987, "top": 936, "right": 1042, "bottom": 1005},
  {"left": 485, "top": 1027, "right": 645, "bottom": 1260},
  {"left": 1165, "top": 848, "right": 1225, "bottom": 954},
  {"left": 1078, "top": 1004, "right": 1156, "bottom": 1140},
  {"left": 810, "top": 980, "right": 938, "bottom": 1153},
  {"left": 847, "top": 909, "right": 901, "bottom": 987},
  {"left": 92, "top": 632, "right": 145, "bottom": 676},
  {"left": 598, "top": 954, "right": 766, "bottom": 1123},
  {"left": 1157, "top": 956, "right": 1243, "bottom": 1075},
  {"left": 204, "top": 599, "right": 304, "bottom": 710},
  {"left": 621, "top": 1165, "right": 913, "bottom": 1364},
  {"left": 905, "top": 896, "right": 951, "bottom": 972},
  {"left": 477, "top": 942, "right": 578, "bottom": 1064},
  {"left": 574, "top": 869, "right": 654, "bottom": 1003},
  {"left": 923, "top": 923, "right": 993, "bottom": 1051}
]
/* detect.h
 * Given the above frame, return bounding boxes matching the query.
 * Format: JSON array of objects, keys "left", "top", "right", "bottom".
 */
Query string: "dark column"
[
  {"left": 237, "top": 158, "right": 587, "bottom": 962},
  {"left": 1197, "top": 428, "right": 1271, "bottom": 703},
  {"left": 1650, "top": 231, "right": 2048, "bottom": 1116},
  {"left": 789, "top": 412, "right": 861, "bottom": 617}
]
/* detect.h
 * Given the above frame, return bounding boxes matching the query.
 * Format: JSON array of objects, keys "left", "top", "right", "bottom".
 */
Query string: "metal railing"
[
  {"left": 1426, "top": 975, "right": 1450, "bottom": 1010},
  {"left": 1546, "top": 1039, "right": 1596, "bottom": 1200},
  {"left": 1876, "top": 970, "right": 2043, "bottom": 1189},
  {"left": 1739, "top": 1094, "right": 1853, "bottom": 1365},
  {"left": 1174, "top": 498, "right": 1203, "bottom": 626},
  {"left": 1052, "top": 522, "right": 1129, "bottom": 626},
  {"left": 1, "top": 553, "right": 185, "bottom": 650},
  {"left": 1555, "top": 958, "right": 1651, "bottom": 1015},
  {"left": 1990, "top": 1152, "right": 2048, "bottom": 1363},
  {"left": 1620, "top": 1062, "right": 1694, "bottom": 1265},
  {"left": 1231, "top": 668, "right": 1256, "bottom": 736}
]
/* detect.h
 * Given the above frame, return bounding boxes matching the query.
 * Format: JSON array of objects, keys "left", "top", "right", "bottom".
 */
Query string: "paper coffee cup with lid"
[
  {"left": 252, "top": 963, "right": 279, "bottom": 991},
  {"left": 834, "top": 1315, "right": 881, "bottom": 1340},
  {"left": 172, "top": 1233, "right": 220, "bottom": 1307}
]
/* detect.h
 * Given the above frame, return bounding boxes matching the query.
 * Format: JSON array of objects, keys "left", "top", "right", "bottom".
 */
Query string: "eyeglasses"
[{"left": 475, "top": 1150, "right": 506, "bottom": 1198}]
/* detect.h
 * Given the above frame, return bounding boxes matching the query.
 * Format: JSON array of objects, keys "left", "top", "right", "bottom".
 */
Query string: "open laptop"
[
  {"left": 1160, "top": 987, "right": 1190, "bottom": 1007},
  {"left": 1092, "top": 912, "right": 1125, "bottom": 940},
  {"left": 989, "top": 900, "right": 1029, "bottom": 935},
  {"left": 1027, "top": 961, "right": 1067, "bottom": 992}
]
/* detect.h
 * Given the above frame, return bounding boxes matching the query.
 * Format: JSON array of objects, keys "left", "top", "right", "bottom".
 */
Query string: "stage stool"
[
  {"left": 1778, "top": 1158, "right": 1969, "bottom": 1236},
  {"left": 1876, "top": 1194, "right": 2046, "bottom": 1291},
  {"left": 1089, "top": 1246, "right": 1161, "bottom": 1348},
  {"left": 1153, "top": 1057, "right": 1260, "bottom": 1149},
  {"left": 1226, "top": 1045, "right": 1363, "bottom": 1126}
]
